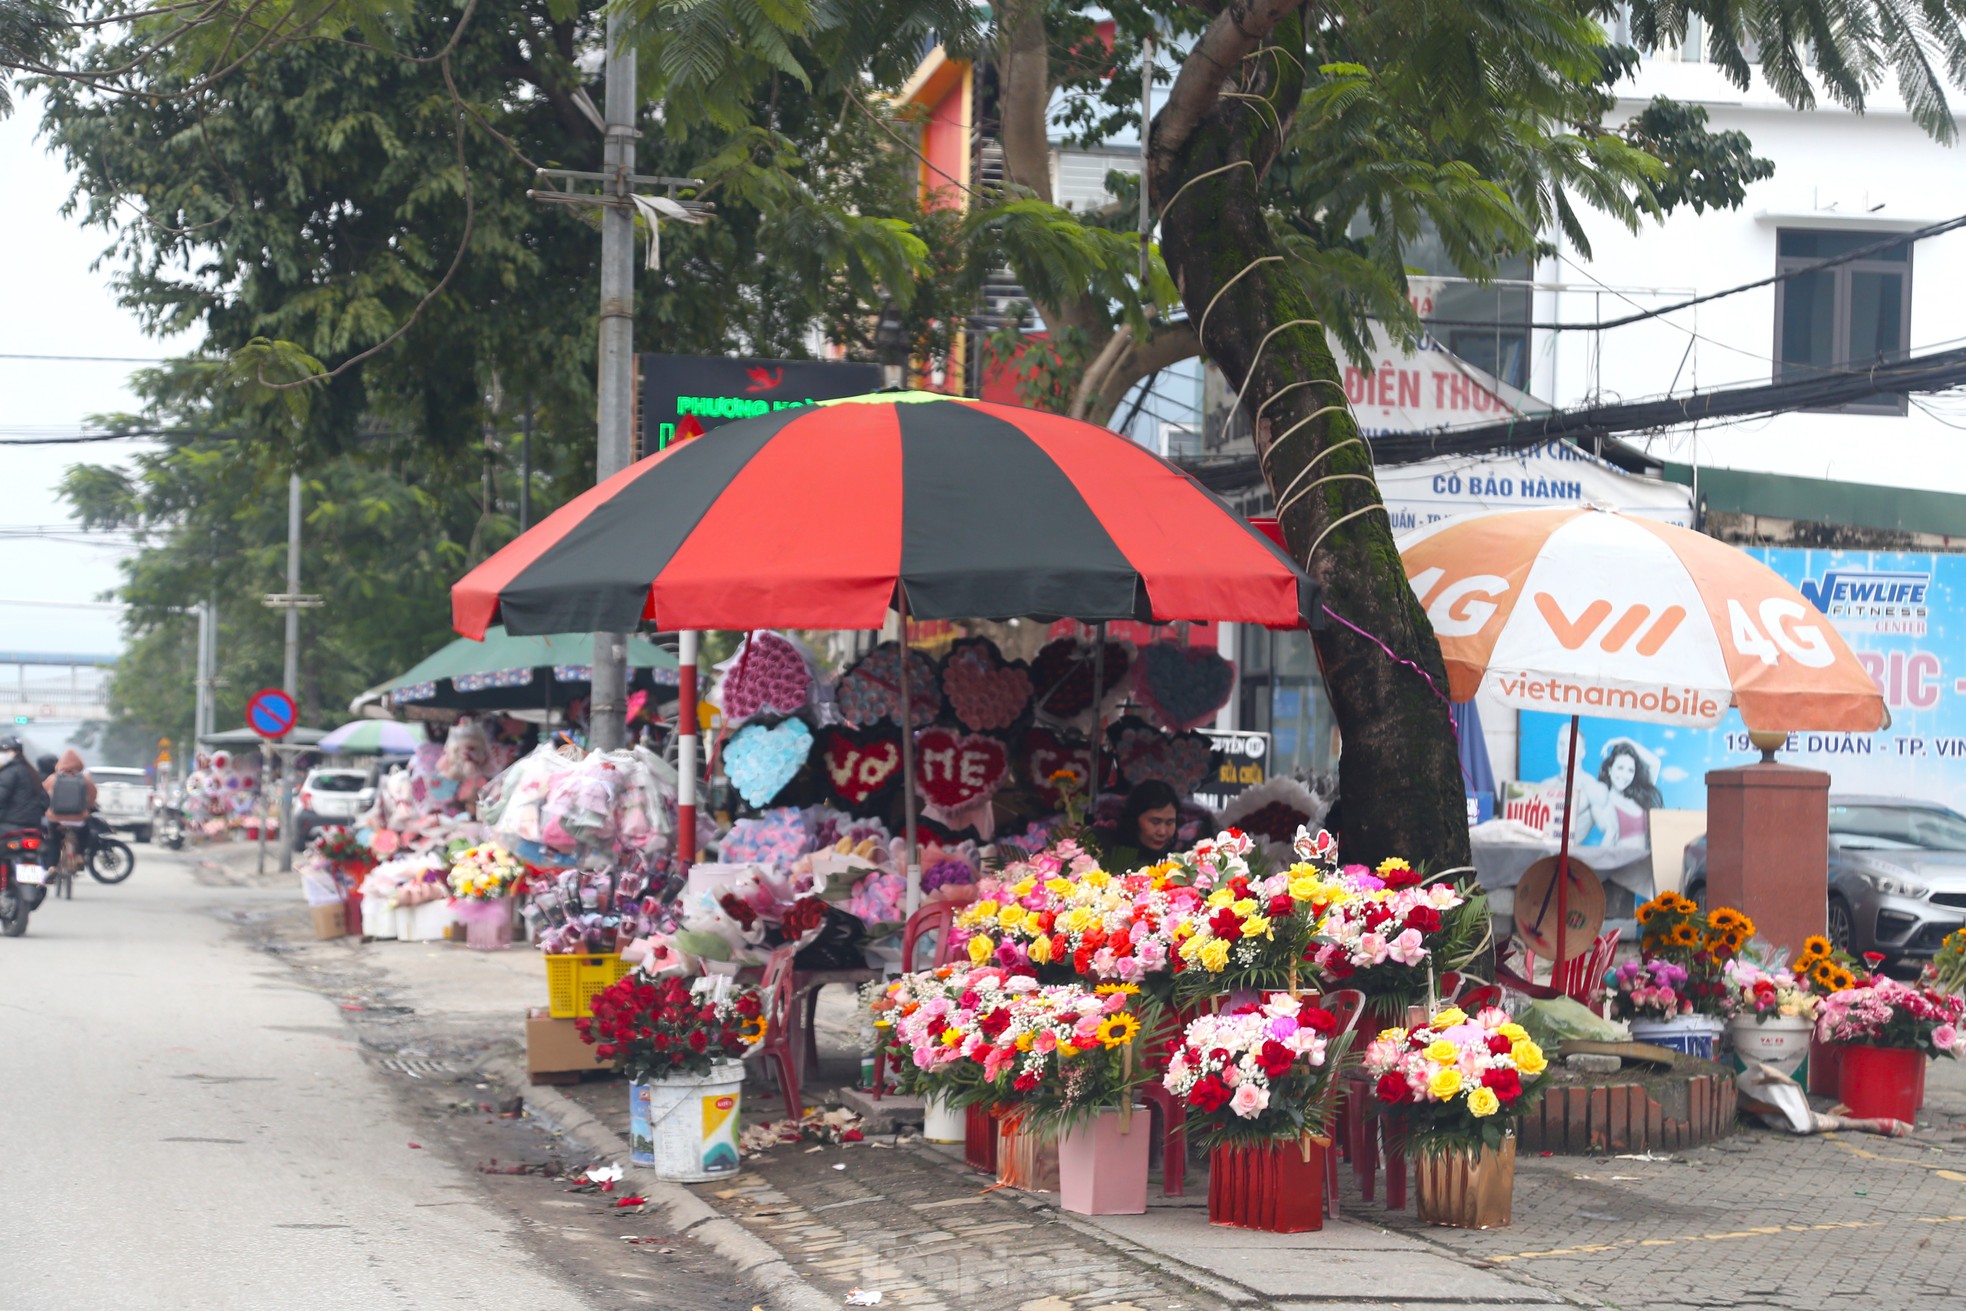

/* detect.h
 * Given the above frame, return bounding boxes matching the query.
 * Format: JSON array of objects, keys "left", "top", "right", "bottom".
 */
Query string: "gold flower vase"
[{"left": 1413, "top": 1135, "right": 1516, "bottom": 1229}]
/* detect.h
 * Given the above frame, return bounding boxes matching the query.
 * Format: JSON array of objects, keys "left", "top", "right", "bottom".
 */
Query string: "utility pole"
[
  {"left": 263, "top": 472, "right": 320, "bottom": 872},
  {"left": 526, "top": 12, "right": 709, "bottom": 752},
  {"left": 193, "top": 601, "right": 211, "bottom": 748}
]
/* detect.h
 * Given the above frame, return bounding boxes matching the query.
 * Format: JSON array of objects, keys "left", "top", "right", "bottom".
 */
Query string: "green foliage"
[
  {"left": 1620, "top": 96, "right": 1777, "bottom": 214},
  {"left": 0, "top": 0, "right": 67, "bottom": 114}
]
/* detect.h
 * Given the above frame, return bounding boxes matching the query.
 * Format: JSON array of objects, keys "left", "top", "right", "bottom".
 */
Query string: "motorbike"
[
  {"left": 0, "top": 826, "right": 49, "bottom": 937},
  {"left": 79, "top": 814, "right": 136, "bottom": 885},
  {"left": 157, "top": 803, "right": 186, "bottom": 851}
]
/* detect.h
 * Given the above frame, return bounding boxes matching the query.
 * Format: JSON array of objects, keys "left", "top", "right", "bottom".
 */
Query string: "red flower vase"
[
  {"left": 1208, "top": 1140, "right": 1326, "bottom": 1233},
  {"left": 964, "top": 1103, "right": 999, "bottom": 1174},
  {"left": 1807, "top": 1034, "right": 1841, "bottom": 1097},
  {"left": 1837, "top": 1043, "right": 1926, "bottom": 1122}
]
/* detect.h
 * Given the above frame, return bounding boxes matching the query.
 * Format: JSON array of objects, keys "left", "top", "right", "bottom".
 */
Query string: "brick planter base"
[{"left": 1516, "top": 1069, "right": 1736, "bottom": 1155}]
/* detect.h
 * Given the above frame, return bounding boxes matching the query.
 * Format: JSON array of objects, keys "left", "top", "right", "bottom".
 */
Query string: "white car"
[
  {"left": 297, "top": 768, "right": 370, "bottom": 822},
  {"left": 92, "top": 766, "right": 155, "bottom": 842}
]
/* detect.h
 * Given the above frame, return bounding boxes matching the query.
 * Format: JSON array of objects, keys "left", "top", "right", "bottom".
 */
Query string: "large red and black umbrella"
[{"left": 453, "top": 393, "right": 1314, "bottom": 638}]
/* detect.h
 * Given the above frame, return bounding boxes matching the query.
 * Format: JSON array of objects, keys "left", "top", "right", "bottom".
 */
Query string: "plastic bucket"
[
  {"left": 1837, "top": 1043, "right": 1926, "bottom": 1123},
  {"left": 923, "top": 1093, "right": 966, "bottom": 1144},
  {"left": 1631, "top": 1014, "right": 1724, "bottom": 1061},
  {"left": 630, "top": 1062, "right": 745, "bottom": 1182},
  {"left": 1726, "top": 1015, "right": 1814, "bottom": 1080}
]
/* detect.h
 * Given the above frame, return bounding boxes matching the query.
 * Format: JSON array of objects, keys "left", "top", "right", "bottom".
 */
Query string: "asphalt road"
[{"left": 0, "top": 847, "right": 604, "bottom": 1311}]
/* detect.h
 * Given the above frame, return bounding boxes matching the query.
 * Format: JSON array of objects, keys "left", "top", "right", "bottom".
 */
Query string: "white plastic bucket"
[
  {"left": 922, "top": 1093, "right": 965, "bottom": 1143},
  {"left": 1726, "top": 1014, "right": 1814, "bottom": 1079},
  {"left": 1632, "top": 1014, "right": 1725, "bottom": 1061},
  {"left": 630, "top": 1062, "right": 745, "bottom": 1181}
]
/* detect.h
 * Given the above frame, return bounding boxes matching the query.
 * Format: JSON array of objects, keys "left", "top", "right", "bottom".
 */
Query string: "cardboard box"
[
  {"left": 526, "top": 1009, "right": 611, "bottom": 1079},
  {"left": 311, "top": 902, "right": 350, "bottom": 940}
]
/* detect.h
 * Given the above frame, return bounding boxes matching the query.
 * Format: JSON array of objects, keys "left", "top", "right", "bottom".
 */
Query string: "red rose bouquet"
[
  {"left": 1160, "top": 993, "right": 1351, "bottom": 1150},
  {"left": 1362, "top": 1006, "right": 1549, "bottom": 1155},
  {"left": 578, "top": 972, "right": 767, "bottom": 1081}
]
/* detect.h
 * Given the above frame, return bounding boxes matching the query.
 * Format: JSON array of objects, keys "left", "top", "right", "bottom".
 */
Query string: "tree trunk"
[{"left": 1149, "top": 3, "right": 1469, "bottom": 869}]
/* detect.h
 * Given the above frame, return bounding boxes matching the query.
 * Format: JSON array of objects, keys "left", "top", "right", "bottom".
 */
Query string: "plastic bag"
[{"left": 1516, "top": 995, "right": 1629, "bottom": 1053}]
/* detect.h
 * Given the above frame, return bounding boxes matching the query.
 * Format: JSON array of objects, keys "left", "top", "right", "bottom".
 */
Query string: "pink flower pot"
[
  {"left": 1208, "top": 1140, "right": 1325, "bottom": 1232},
  {"left": 1057, "top": 1109, "right": 1151, "bottom": 1216},
  {"left": 1837, "top": 1043, "right": 1926, "bottom": 1122}
]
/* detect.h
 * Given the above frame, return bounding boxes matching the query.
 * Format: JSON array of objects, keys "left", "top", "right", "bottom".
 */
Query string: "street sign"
[
  {"left": 638, "top": 354, "right": 882, "bottom": 455},
  {"left": 245, "top": 688, "right": 298, "bottom": 740},
  {"left": 1192, "top": 729, "right": 1271, "bottom": 812}
]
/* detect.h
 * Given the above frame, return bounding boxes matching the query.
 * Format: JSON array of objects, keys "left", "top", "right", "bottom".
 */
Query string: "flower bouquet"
[
  {"left": 1303, "top": 857, "right": 1487, "bottom": 1011},
  {"left": 1819, "top": 975, "right": 1966, "bottom": 1121},
  {"left": 1629, "top": 894, "right": 1756, "bottom": 1054},
  {"left": 1609, "top": 958, "right": 1693, "bottom": 1022},
  {"left": 1162, "top": 994, "right": 1350, "bottom": 1232},
  {"left": 447, "top": 842, "right": 528, "bottom": 948},
  {"left": 1927, "top": 927, "right": 1966, "bottom": 997},
  {"left": 1363, "top": 1007, "right": 1549, "bottom": 1229},
  {"left": 579, "top": 972, "right": 765, "bottom": 1179},
  {"left": 1716, "top": 956, "right": 1820, "bottom": 1077},
  {"left": 881, "top": 966, "right": 1031, "bottom": 1125},
  {"left": 984, "top": 983, "right": 1151, "bottom": 1215}
]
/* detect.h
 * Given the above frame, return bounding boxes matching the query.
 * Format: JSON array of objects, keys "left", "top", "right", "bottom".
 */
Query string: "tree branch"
[{"left": 1153, "top": 0, "right": 1304, "bottom": 174}]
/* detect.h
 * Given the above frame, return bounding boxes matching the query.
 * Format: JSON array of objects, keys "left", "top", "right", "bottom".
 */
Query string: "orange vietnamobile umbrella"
[{"left": 1400, "top": 506, "right": 1886, "bottom": 963}]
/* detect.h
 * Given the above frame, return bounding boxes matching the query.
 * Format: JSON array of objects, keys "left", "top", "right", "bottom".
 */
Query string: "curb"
[{"left": 483, "top": 1058, "right": 838, "bottom": 1311}]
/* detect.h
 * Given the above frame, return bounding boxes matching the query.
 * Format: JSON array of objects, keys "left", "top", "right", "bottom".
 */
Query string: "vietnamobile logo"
[{"left": 1409, "top": 568, "right": 1683, "bottom": 652}]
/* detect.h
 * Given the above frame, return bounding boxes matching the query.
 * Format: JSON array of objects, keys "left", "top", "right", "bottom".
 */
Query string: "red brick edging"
[{"left": 1515, "top": 1071, "right": 1737, "bottom": 1155}]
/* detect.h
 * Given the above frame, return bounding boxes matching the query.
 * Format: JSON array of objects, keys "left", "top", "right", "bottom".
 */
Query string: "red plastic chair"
[
  {"left": 1312, "top": 989, "right": 1364, "bottom": 1218},
  {"left": 1139, "top": 1082, "right": 1188, "bottom": 1198},
  {"left": 757, "top": 944, "right": 804, "bottom": 1120},
  {"left": 871, "top": 888, "right": 982, "bottom": 1100},
  {"left": 1499, "top": 928, "right": 1621, "bottom": 1006}
]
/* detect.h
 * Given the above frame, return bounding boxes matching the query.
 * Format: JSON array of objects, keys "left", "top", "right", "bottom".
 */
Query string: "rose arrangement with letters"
[
  {"left": 1161, "top": 993, "right": 1350, "bottom": 1149},
  {"left": 1817, "top": 976, "right": 1966, "bottom": 1058},
  {"left": 1363, "top": 1006, "right": 1549, "bottom": 1153},
  {"left": 577, "top": 972, "right": 766, "bottom": 1080}
]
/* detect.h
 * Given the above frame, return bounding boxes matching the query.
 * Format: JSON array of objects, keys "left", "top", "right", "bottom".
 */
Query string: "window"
[{"left": 1774, "top": 229, "right": 1913, "bottom": 415}]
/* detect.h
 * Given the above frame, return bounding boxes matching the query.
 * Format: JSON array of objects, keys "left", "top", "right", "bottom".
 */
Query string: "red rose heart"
[
  {"left": 1110, "top": 718, "right": 1212, "bottom": 795},
  {"left": 1022, "top": 726, "right": 1090, "bottom": 808},
  {"left": 1029, "top": 638, "right": 1131, "bottom": 721},
  {"left": 941, "top": 638, "right": 1032, "bottom": 732},
  {"left": 914, "top": 726, "right": 1009, "bottom": 812},
  {"left": 1234, "top": 800, "right": 1311, "bottom": 846},
  {"left": 819, "top": 727, "right": 904, "bottom": 807}
]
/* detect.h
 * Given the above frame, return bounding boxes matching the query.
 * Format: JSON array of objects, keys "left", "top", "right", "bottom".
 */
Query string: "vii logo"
[{"left": 1533, "top": 594, "right": 1686, "bottom": 655}]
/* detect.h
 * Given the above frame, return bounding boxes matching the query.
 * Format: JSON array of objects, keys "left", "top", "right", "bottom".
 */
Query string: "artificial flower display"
[
  {"left": 1161, "top": 993, "right": 1349, "bottom": 1149},
  {"left": 1363, "top": 1006, "right": 1550, "bottom": 1154},
  {"left": 577, "top": 971, "right": 766, "bottom": 1080},
  {"left": 1818, "top": 976, "right": 1966, "bottom": 1058},
  {"left": 1718, "top": 958, "right": 1820, "bottom": 1024},
  {"left": 446, "top": 842, "right": 527, "bottom": 901},
  {"left": 1608, "top": 958, "right": 1693, "bottom": 1022}
]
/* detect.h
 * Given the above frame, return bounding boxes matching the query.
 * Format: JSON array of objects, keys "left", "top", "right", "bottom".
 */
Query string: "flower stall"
[{"left": 1815, "top": 974, "right": 1965, "bottom": 1122}]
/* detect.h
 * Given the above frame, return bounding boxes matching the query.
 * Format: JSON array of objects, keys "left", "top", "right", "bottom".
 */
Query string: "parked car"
[
  {"left": 298, "top": 767, "right": 370, "bottom": 821},
  {"left": 291, "top": 767, "right": 371, "bottom": 851},
  {"left": 1683, "top": 795, "right": 1966, "bottom": 968},
  {"left": 92, "top": 766, "right": 155, "bottom": 843}
]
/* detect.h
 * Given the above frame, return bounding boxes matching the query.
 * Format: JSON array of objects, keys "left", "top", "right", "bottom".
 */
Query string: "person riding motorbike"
[
  {"left": 44, "top": 749, "right": 97, "bottom": 875},
  {"left": 0, "top": 737, "right": 48, "bottom": 832}
]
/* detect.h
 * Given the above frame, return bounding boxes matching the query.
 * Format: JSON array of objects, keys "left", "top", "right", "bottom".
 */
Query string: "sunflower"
[
  {"left": 1096, "top": 1013, "right": 1141, "bottom": 1048},
  {"left": 1800, "top": 935, "right": 1833, "bottom": 962},
  {"left": 1094, "top": 983, "right": 1141, "bottom": 996},
  {"left": 1669, "top": 893, "right": 1699, "bottom": 915},
  {"left": 1829, "top": 967, "right": 1857, "bottom": 992},
  {"left": 1637, "top": 902, "right": 1659, "bottom": 926},
  {"left": 1642, "top": 934, "right": 1666, "bottom": 956},
  {"left": 1810, "top": 962, "right": 1840, "bottom": 990},
  {"left": 1667, "top": 922, "right": 1700, "bottom": 949},
  {"left": 1707, "top": 908, "right": 1742, "bottom": 932},
  {"left": 740, "top": 1015, "right": 769, "bottom": 1044},
  {"left": 1723, "top": 929, "right": 1748, "bottom": 954}
]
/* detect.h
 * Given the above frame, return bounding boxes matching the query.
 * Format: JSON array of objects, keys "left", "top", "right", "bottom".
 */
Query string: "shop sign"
[
  {"left": 1193, "top": 729, "right": 1270, "bottom": 811},
  {"left": 638, "top": 354, "right": 881, "bottom": 454}
]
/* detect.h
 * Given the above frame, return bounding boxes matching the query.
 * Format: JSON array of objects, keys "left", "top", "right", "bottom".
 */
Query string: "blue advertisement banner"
[{"left": 1519, "top": 548, "right": 1966, "bottom": 827}]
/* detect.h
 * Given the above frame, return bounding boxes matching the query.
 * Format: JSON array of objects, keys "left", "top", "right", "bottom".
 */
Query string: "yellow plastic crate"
[{"left": 543, "top": 952, "right": 631, "bottom": 1018}]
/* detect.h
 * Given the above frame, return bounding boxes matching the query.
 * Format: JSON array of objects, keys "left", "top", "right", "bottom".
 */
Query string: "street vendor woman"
[{"left": 1091, "top": 779, "right": 1182, "bottom": 871}]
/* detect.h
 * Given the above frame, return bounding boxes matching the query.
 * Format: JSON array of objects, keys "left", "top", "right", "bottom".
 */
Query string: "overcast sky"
[{"left": 0, "top": 91, "right": 180, "bottom": 657}]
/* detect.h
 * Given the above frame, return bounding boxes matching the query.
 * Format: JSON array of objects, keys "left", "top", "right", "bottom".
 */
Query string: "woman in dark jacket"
[{"left": 1090, "top": 779, "right": 1183, "bottom": 871}]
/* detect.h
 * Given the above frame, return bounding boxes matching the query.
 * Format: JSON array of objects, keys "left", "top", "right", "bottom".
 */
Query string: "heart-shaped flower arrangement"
[
  {"left": 1029, "top": 637, "right": 1131, "bottom": 722},
  {"left": 1135, "top": 643, "right": 1235, "bottom": 732},
  {"left": 818, "top": 726, "right": 905, "bottom": 810},
  {"left": 1021, "top": 725, "right": 1091, "bottom": 809},
  {"left": 1218, "top": 777, "right": 1329, "bottom": 856},
  {"left": 940, "top": 637, "right": 1032, "bottom": 733},
  {"left": 913, "top": 725, "right": 1010, "bottom": 813},
  {"left": 723, "top": 717, "right": 813, "bottom": 808},
  {"left": 718, "top": 631, "right": 812, "bottom": 723},
  {"left": 836, "top": 642, "right": 942, "bottom": 729},
  {"left": 1107, "top": 715, "right": 1213, "bottom": 796}
]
